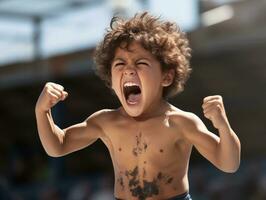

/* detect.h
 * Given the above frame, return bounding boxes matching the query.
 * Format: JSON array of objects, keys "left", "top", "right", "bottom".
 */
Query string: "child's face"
[{"left": 111, "top": 41, "right": 173, "bottom": 117}]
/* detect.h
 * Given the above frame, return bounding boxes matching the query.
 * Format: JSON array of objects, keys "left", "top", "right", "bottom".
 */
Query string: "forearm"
[
  {"left": 35, "top": 108, "right": 65, "bottom": 157},
  {"left": 217, "top": 124, "right": 241, "bottom": 173}
]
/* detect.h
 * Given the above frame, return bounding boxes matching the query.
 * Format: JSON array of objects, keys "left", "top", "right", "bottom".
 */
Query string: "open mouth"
[{"left": 123, "top": 82, "right": 142, "bottom": 105}]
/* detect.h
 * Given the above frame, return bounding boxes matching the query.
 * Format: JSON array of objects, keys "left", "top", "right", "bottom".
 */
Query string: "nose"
[{"left": 123, "top": 66, "right": 136, "bottom": 76}]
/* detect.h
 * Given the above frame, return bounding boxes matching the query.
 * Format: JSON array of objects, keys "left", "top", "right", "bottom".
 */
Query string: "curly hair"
[{"left": 94, "top": 12, "right": 192, "bottom": 98}]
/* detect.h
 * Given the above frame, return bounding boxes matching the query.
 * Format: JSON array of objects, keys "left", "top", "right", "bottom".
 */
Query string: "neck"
[{"left": 120, "top": 99, "right": 169, "bottom": 121}]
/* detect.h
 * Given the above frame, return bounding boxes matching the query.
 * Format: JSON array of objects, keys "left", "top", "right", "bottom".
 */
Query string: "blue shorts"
[
  {"left": 115, "top": 192, "right": 192, "bottom": 200},
  {"left": 167, "top": 192, "right": 192, "bottom": 200}
]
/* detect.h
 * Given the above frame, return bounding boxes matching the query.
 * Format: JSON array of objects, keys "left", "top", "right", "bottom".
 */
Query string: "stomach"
[{"left": 113, "top": 163, "right": 189, "bottom": 200}]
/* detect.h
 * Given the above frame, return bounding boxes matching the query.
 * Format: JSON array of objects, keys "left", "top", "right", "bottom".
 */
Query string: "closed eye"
[
  {"left": 137, "top": 62, "right": 149, "bottom": 66},
  {"left": 114, "top": 62, "right": 125, "bottom": 67}
]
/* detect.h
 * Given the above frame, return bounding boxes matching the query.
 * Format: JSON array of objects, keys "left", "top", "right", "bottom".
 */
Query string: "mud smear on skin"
[
  {"left": 117, "top": 170, "right": 125, "bottom": 190},
  {"left": 117, "top": 176, "right": 125, "bottom": 190},
  {"left": 125, "top": 166, "right": 158, "bottom": 200},
  {"left": 157, "top": 172, "right": 174, "bottom": 184},
  {"left": 143, "top": 167, "right": 147, "bottom": 178},
  {"left": 132, "top": 132, "right": 148, "bottom": 157},
  {"left": 124, "top": 167, "right": 175, "bottom": 200}
]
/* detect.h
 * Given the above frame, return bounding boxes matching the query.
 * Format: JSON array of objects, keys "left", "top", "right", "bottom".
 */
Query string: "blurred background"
[{"left": 0, "top": 0, "right": 265, "bottom": 199}]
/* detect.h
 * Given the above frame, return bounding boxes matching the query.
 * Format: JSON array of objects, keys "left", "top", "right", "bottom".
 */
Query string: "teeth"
[{"left": 123, "top": 82, "right": 139, "bottom": 87}]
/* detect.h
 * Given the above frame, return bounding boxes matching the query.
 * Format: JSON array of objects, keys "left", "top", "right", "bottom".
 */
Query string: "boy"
[{"left": 35, "top": 12, "right": 241, "bottom": 200}]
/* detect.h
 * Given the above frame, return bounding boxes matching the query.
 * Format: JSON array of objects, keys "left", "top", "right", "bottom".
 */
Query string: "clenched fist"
[
  {"left": 202, "top": 95, "right": 230, "bottom": 130},
  {"left": 35, "top": 82, "right": 68, "bottom": 113}
]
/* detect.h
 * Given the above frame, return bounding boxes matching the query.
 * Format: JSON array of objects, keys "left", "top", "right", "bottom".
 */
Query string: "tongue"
[{"left": 127, "top": 93, "right": 141, "bottom": 104}]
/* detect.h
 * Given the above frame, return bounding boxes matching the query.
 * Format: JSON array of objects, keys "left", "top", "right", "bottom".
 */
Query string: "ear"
[{"left": 162, "top": 69, "right": 175, "bottom": 87}]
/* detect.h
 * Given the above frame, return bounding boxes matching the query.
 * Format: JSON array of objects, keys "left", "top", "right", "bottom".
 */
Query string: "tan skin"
[{"left": 35, "top": 42, "right": 241, "bottom": 200}]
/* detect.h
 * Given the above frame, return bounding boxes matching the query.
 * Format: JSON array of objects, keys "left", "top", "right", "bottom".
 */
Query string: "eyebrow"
[
  {"left": 113, "top": 57, "right": 125, "bottom": 62},
  {"left": 113, "top": 57, "right": 151, "bottom": 63},
  {"left": 136, "top": 58, "right": 151, "bottom": 62}
]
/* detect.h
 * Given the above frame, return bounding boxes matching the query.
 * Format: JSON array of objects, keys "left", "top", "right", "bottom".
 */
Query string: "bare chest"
[{"left": 100, "top": 117, "right": 192, "bottom": 178}]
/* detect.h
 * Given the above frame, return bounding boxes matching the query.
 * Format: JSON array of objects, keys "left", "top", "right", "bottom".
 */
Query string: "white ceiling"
[{"left": 0, "top": 0, "right": 199, "bottom": 66}]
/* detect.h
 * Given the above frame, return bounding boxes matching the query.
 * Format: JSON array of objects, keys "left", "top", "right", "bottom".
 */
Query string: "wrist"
[
  {"left": 217, "top": 121, "right": 232, "bottom": 133},
  {"left": 35, "top": 106, "right": 50, "bottom": 115}
]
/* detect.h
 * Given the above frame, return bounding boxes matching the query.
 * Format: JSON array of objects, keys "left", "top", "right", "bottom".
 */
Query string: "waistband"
[
  {"left": 115, "top": 191, "right": 192, "bottom": 200},
  {"left": 167, "top": 191, "right": 192, "bottom": 200}
]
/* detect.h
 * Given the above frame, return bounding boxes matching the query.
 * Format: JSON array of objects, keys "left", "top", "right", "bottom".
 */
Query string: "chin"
[{"left": 121, "top": 101, "right": 144, "bottom": 117}]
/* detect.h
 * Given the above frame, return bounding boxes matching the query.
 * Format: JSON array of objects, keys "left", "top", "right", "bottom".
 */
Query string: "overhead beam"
[
  {"left": 0, "top": 10, "right": 56, "bottom": 20},
  {"left": 0, "top": 0, "right": 105, "bottom": 20}
]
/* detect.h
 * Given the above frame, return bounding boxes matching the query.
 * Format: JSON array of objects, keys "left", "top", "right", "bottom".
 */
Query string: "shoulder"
[
  {"left": 83, "top": 109, "right": 120, "bottom": 137},
  {"left": 167, "top": 106, "right": 209, "bottom": 142},
  {"left": 167, "top": 105, "right": 205, "bottom": 134},
  {"left": 86, "top": 109, "right": 119, "bottom": 123}
]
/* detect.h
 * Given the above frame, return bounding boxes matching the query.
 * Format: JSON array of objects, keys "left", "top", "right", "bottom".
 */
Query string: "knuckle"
[
  {"left": 58, "top": 84, "right": 64, "bottom": 90},
  {"left": 44, "top": 86, "right": 49, "bottom": 93},
  {"left": 44, "top": 84, "right": 50, "bottom": 90},
  {"left": 45, "top": 87, "right": 51, "bottom": 94},
  {"left": 46, "top": 82, "right": 53, "bottom": 87}
]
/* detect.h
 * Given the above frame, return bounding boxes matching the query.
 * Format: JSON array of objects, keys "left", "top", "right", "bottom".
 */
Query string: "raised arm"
[
  {"left": 180, "top": 95, "right": 241, "bottom": 173},
  {"left": 35, "top": 82, "right": 103, "bottom": 157}
]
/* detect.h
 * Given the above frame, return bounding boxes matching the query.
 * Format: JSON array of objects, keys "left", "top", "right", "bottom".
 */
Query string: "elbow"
[
  {"left": 46, "top": 152, "right": 63, "bottom": 158},
  {"left": 221, "top": 165, "right": 240, "bottom": 173},
  {"left": 218, "top": 160, "right": 240, "bottom": 173},
  {"left": 44, "top": 147, "right": 64, "bottom": 158}
]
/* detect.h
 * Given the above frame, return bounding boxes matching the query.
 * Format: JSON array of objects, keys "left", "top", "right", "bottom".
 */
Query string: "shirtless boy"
[{"left": 35, "top": 12, "right": 241, "bottom": 200}]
